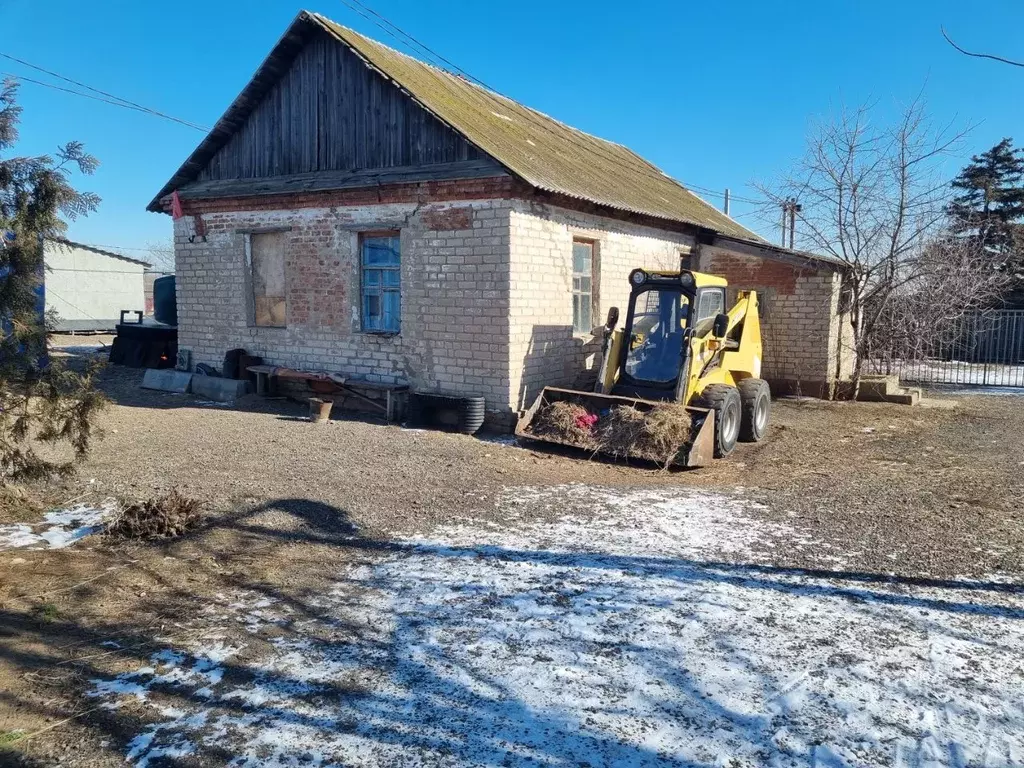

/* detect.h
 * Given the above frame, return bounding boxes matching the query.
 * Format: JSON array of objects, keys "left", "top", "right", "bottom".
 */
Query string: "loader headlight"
[
  {"left": 630, "top": 269, "right": 647, "bottom": 286},
  {"left": 679, "top": 272, "right": 695, "bottom": 289}
]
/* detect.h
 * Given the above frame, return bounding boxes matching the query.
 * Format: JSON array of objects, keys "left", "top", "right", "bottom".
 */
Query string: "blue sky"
[{"left": 1, "top": 0, "right": 1022, "bottom": 258}]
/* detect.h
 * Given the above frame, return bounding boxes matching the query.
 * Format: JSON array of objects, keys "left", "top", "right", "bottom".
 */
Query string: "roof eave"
[
  {"left": 46, "top": 237, "right": 153, "bottom": 268},
  {"left": 147, "top": 10, "right": 324, "bottom": 213},
  {"left": 711, "top": 233, "right": 849, "bottom": 272}
]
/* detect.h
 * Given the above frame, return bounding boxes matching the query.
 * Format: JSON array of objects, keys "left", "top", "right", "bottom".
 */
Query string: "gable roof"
[
  {"left": 45, "top": 237, "right": 152, "bottom": 268},
  {"left": 149, "top": 10, "right": 759, "bottom": 240}
]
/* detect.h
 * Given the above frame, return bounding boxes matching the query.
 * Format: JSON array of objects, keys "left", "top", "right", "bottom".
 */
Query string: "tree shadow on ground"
[{"left": 2, "top": 496, "right": 1022, "bottom": 766}]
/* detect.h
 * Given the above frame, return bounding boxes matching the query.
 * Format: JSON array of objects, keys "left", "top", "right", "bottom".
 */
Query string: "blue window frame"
[{"left": 360, "top": 232, "right": 401, "bottom": 333}]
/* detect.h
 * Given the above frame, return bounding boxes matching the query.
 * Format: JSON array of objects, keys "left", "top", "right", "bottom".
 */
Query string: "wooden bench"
[{"left": 246, "top": 365, "right": 409, "bottom": 424}]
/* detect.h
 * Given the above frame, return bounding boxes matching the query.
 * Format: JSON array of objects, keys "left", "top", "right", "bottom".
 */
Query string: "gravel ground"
[
  {"left": 0, "top": 344, "right": 1023, "bottom": 765},
  {"left": 52, "top": 357, "right": 1024, "bottom": 578}
]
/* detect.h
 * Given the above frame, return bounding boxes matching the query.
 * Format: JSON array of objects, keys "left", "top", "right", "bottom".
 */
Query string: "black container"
[
  {"left": 408, "top": 393, "right": 486, "bottom": 435},
  {"left": 153, "top": 275, "right": 177, "bottom": 326}
]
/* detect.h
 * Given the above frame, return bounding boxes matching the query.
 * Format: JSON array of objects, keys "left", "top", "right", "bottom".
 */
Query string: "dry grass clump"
[
  {"left": 531, "top": 401, "right": 598, "bottom": 448},
  {"left": 529, "top": 399, "right": 693, "bottom": 467},
  {"left": 0, "top": 484, "right": 42, "bottom": 523},
  {"left": 597, "top": 403, "right": 693, "bottom": 467},
  {"left": 106, "top": 490, "right": 204, "bottom": 540}
]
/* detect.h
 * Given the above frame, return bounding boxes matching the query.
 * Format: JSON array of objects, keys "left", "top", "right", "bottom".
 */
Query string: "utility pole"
[
  {"left": 780, "top": 198, "right": 802, "bottom": 249},
  {"left": 723, "top": 188, "right": 731, "bottom": 216},
  {"left": 788, "top": 198, "right": 800, "bottom": 249}
]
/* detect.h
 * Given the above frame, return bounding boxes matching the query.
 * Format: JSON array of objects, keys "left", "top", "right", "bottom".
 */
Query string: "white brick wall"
[
  {"left": 174, "top": 199, "right": 514, "bottom": 416},
  {"left": 175, "top": 195, "right": 851, "bottom": 424},
  {"left": 507, "top": 200, "right": 692, "bottom": 410},
  {"left": 701, "top": 245, "right": 853, "bottom": 395}
]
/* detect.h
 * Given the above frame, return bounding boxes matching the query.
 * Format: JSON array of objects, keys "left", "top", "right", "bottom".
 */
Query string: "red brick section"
[
  {"left": 164, "top": 177, "right": 521, "bottom": 215},
  {"left": 420, "top": 205, "right": 473, "bottom": 231},
  {"left": 705, "top": 251, "right": 801, "bottom": 294},
  {"left": 285, "top": 216, "right": 346, "bottom": 329}
]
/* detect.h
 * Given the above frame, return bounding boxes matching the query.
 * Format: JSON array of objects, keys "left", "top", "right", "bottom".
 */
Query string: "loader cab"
[{"left": 613, "top": 269, "right": 727, "bottom": 400}]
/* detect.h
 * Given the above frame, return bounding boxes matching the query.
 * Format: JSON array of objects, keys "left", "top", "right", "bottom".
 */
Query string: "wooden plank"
[
  {"left": 181, "top": 160, "right": 508, "bottom": 199},
  {"left": 195, "top": 28, "right": 484, "bottom": 184},
  {"left": 251, "top": 232, "right": 287, "bottom": 327}
]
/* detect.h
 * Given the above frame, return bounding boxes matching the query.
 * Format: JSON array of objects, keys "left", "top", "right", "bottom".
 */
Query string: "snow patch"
[
  {"left": 0, "top": 501, "right": 116, "bottom": 551},
  {"left": 87, "top": 486, "right": 1024, "bottom": 766}
]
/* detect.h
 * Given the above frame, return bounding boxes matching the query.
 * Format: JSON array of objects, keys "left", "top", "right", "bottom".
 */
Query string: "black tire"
[
  {"left": 457, "top": 396, "right": 486, "bottom": 435},
  {"left": 695, "top": 384, "right": 742, "bottom": 458},
  {"left": 738, "top": 378, "right": 771, "bottom": 443},
  {"left": 408, "top": 393, "right": 485, "bottom": 434}
]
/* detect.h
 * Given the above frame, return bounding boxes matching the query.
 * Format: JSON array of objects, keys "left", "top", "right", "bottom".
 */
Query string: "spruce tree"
[
  {"left": 947, "top": 137, "right": 1024, "bottom": 266},
  {"left": 0, "top": 78, "right": 106, "bottom": 483}
]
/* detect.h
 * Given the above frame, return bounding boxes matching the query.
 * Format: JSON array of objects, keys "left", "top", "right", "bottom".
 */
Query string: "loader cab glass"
[{"left": 623, "top": 287, "right": 689, "bottom": 387}]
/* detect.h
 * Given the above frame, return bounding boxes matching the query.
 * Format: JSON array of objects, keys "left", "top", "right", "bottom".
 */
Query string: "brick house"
[{"left": 149, "top": 10, "right": 852, "bottom": 426}]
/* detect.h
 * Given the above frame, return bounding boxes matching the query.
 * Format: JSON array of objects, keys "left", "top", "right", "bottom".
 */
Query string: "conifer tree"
[
  {"left": 947, "top": 137, "right": 1024, "bottom": 267},
  {"left": 0, "top": 78, "right": 106, "bottom": 482}
]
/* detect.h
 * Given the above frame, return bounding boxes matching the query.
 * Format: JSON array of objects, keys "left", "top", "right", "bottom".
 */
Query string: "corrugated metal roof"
[
  {"left": 149, "top": 11, "right": 762, "bottom": 241},
  {"left": 309, "top": 14, "right": 758, "bottom": 239},
  {"left": 45, "top": 238, "right": 153, "bottom": 268}
]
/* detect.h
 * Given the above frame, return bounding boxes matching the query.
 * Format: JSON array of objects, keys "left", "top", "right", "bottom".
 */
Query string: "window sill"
[{"left": 358, "top": 329, "right": 401, "bottom": 338}]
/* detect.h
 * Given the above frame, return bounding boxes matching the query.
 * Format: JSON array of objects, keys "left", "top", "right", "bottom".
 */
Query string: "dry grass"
[
  {"left": 531, "top": 401, "right": 598, "bottom": 448},
  {"left": 529, "top": 400, "right": 693, "bottom": 467},
  {"left": 106, "top": 490, "right": 204, "bottom": 540},
  {"left": 597, "top": 404, "right": 693, "bottom": 467},
  {"left": 0, "top": 483, "right": 42, "bottom": 522}
]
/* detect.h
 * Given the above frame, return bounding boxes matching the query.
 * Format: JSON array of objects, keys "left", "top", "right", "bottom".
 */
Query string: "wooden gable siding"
[{"left": 197, "top": 30, "right": 488, "bottom": 181}]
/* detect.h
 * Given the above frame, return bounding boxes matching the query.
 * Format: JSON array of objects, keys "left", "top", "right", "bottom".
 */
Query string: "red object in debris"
[
  {"left": 575, "top": 412, "right": 599, "bottom": 430},
  {"left": 170, "top": 190, "right": 184, "bottom": 220}
]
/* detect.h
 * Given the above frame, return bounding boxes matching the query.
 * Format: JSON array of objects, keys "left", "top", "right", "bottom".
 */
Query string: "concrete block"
[
  {"left": 141, "top": 368, "right": 193, "bottom": 394},
  {"left": 191, "top": 375, "right": 250, "bottom": 403}
]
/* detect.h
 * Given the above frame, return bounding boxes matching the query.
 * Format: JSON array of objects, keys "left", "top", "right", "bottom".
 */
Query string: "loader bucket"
[{"left": 515, "top": 386, "right": 716, "bottom": 468}]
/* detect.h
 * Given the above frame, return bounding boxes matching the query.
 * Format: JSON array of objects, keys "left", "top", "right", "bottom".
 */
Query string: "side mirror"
[
  {"left": 713, "top": 312, "right": 729, "bottom": 338},
  {"left": 605, "top": 306, "right": 620, "bottom": 331}
]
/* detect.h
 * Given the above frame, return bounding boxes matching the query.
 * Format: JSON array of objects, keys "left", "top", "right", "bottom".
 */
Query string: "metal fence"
[{"left": 876, "top": 309, "right": 1024, "bottom": 388}]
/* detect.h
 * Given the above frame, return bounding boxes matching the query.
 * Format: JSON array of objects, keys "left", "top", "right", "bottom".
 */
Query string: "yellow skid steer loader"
[{"left": 515, "top": 267, "right": 770, "bottom": 467}]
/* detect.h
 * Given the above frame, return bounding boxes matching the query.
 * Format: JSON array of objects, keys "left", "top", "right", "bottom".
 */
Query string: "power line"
[
  {"left": 336, "top": 0, "right": 771, "bottom": 208},
  {"left": 333, "top": 0, "right": 771, "bottom": 212},
  {"left": 730, "top": 208, "right": 767, "bottom": 219},
  {"left": 76, "top": 242, "right": 161, "bottom": 252},
  {"left": 0, "top": 55, "right": 209, "bottom": 132},
  {"left": 941, "top": 26, "right": 1024, "bottom": 68},
  {"left": 338, "top": 0, "right": 494, "bottom": 89}
]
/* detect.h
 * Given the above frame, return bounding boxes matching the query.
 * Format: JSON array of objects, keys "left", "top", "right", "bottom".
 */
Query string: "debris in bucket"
[
  {"left": 530, "top": 401, "right": 693, "bottom": 466},
  {"left": 106, "top": 490, "right": 204, "bottom": 540},
  {"left": 531, "top": 401, "right": 599, "bottom": 448},
  {"left": 597, "top": 403, "right": 693, "bottom": 466}
]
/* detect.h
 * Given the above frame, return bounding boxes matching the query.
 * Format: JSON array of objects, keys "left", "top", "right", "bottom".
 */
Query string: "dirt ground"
[{"left": 1, "top": 344, "right": 1023, "bottom": 765}]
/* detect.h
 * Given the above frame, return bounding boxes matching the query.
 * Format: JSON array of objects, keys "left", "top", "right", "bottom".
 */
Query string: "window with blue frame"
[{"left": 360, "top": 232, "right": 401, "bottom": 333}]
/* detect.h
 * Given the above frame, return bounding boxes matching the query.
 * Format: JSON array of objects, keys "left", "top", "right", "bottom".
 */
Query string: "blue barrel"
[{"left": 153, "top": 275, "right": 177, "bottom": 326}]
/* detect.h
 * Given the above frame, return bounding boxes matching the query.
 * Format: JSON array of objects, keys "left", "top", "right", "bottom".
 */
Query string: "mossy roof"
[
  {"left": 150, "top": 10, "right": 760, "bottom": 240},
  {"left": 311, "top": 14, "right": 757, "bottom": 238}
]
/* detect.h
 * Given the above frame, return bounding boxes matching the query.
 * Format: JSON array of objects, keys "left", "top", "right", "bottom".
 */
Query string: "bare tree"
[
  {"left": 755, "top": 97, "right": 989, "bottom": 397},
  {"left": 145, "top": 239, "right": 175, "bottom": 273},
  {"left": 868, "top": 233, "right": 1010, "bottom": 368}
]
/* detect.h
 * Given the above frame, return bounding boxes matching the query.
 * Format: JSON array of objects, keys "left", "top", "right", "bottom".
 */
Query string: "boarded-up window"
[
  {"left": 361, "top": 232, "right": 401, "bottom": 333},
  {"left": 572, "top": 240, "right": 594, "bottom": 333},
  {"left": 249, "top": 232, "right": 286, "bottom": 327}
]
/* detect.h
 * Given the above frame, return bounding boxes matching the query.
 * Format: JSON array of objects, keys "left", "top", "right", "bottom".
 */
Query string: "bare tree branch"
[{"left": 942, "top": 26, "right": 1024, "bottom": 68}]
